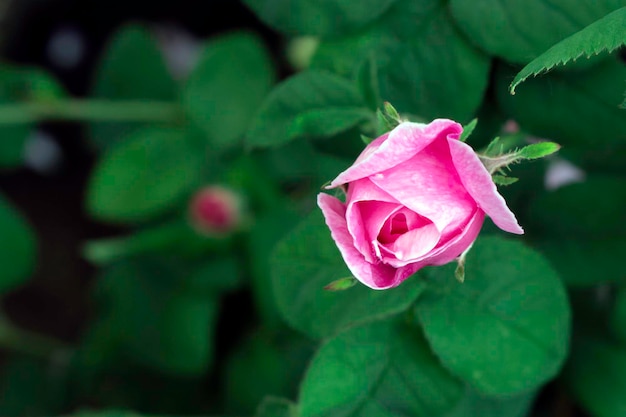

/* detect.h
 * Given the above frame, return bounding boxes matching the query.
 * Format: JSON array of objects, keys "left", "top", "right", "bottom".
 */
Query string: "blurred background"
[{"left": 0, "top": 1, "right": 296, "bottom": 415}]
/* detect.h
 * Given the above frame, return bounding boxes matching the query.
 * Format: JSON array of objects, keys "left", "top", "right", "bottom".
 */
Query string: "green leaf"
[
  {"left": 247, "top": 71, "right": 372, "bottom": 148},
  {"left": 510, "top": 7, "right": 626, "bottom": 93},
  {"left": 610, "top": 285, "right": 626, "bottom": 345},
  {"left": 182, "top": 31, "right": 275, "bottom": 150},
  {"left": 565, "top": 332, "right": 626, "bottom": 417},
  {"left": 0, "top": 356, "right": 62, "bottom": 416},
  {"left": 416, "top": 236, "right": 570, "bottom": 396},
  {"left": 517, "top": 142, "right": 561, "bottom": 159},
  {"left": 450, "top": 0, "right": 624, "bottom": 64},
  {"left": 0, "top": 64, "right": 66, "bottom": 168},
  {"left": 324, "top": 276, "right": 357, "bottom": 291},
  {"left": 242, "top": 0, "right": 398, "bottom": 36},
  {"left": 271, "top": 210, "right": 427, "bottom": 339},
  {"left": 255, "top": 397, "right": 298, "bottom": 417},
  {"left": 86, "top": 128, "right": 203, "bottom": 223},
  {"left": 89, "top": 24, "right": 177, "bottom": 150},
  {"left": 459, "top": 119, "right": 477, "bottom": 142},
  {"left": 491, "top": 175, "right": 519, "bottom": 186},
  {"left": 299, "top": 320, "right": 464, "bottom": 417},
  {"left": 527, "top": 176, "right": 626, "bottom": 287},
  {"left": 443, "top": 388, "right": 536, "bottom": 417},
  {"left": 0, "top": 194, "right": 36, "bottom": 293},
  {"left": 496, "top": 58, "right": 626, "bottom": 146},
  {"left": 224, "top": 329, "right": 315, "bottom": 415},
  {"left": 94, "top": 258, "right": 218, "bottom": 376},
  {"left": 312, "top": 0, "right": 490, "bottom": 122}
]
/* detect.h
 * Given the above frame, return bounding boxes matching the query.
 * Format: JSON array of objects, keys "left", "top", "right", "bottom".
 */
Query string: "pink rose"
[{"left": 318, "top": 120, "right": 523, "bottom": 290}]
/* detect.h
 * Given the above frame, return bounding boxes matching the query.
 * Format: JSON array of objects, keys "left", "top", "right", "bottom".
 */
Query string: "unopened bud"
[{"left": 188, "top": 186, "right": 242, "bottom": 236}]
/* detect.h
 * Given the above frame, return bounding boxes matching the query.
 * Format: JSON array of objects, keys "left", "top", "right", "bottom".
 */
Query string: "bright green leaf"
[
  {"left": 517, "top": 142, "right": 561, "bottom": 159},
  {"left": 299, "top": 320, "right": 464, "bottom": 417},
  {"left": 460, "top": 119, "right": 477, "bottom": 142},
  {"left": 247, "top": 71, "right": 372, "bottom": 148},
  {"left": 491, "top": 175, "right": 519, "bottom": 186},
  {"left": 89, "top": 24, "right": 177, "bottom": 150},
  {"left": 450, "top": 0, "right": 624, "bottom": 64},
  {"left": 496, "top": 58, "right": 626, "bottom": 146},
  {"left": 528, "top": 176, "right": 626, "bottom": 286},
  {"left": 182, "top": 31, "right": 275, "bottom": 150},
  {"left": 242, "top": 0, "right": 398, "bottom": 36},
  {"left": 270, "top": 210, "right": 427, "bottom": 339},
  {"left": 312, "top": 0, "right": 490, "bottom": 122},
  {"left": 86, "top": 128, "right": 203, "bottom": 223},
  {"left": 511, "top": 7, "right": 626, "bottom": 93},
  {"left": 323, "top": 276, "right": 357, "bottom": 291},
  {"left": 0, "top": 194, "right": 36, "bottom": 293},
  {"left": 416, "top": 236, "right": 570, "bottom": 396}
]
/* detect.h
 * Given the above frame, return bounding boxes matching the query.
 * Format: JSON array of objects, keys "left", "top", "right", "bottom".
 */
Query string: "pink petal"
[
  {"left": 345, "top": 178, "right": 402, "bottom": 262},
  {"left": 423, "top": 210, "right": 485, "bottom": 266},
  {"left": 448, "top": 139, "right": 524, "bottom": 234},
  {"left": 380, "top": 222, "right": 441, "bottom": 268},
  {"left": 327, "top": 120, "right": 463, "bottom": 188},
  {"left": 348, "top": 201, "right": 402, "bottom": 263},
  {"left": 369, "top": 138, "right": 475, "bottom": 233},
  {"left": 317, "top": 193, "right": 399, "bottom": 289}
]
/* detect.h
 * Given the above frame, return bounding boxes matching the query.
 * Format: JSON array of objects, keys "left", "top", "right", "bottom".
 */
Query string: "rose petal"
[
  {"left": 448, "top": 139, "right": 524, "bottom": 234},
  {"left": 423, "top": 210, "right": 485, "bottom": 266},
  {"left": 380, "top": 222, "right": 441, "bottom": 268},
  {"left": 345, "top": 178, "right": 402, "bottom": 262},
  {"left": 317, "top": 193, "right": 399, "bottom": 289},
  {"left": 327, "top": 119, "right": 463, "bottom": 188},
  {"left": 369, "top": 138, "right": 475, "bottom": 233},
  {"left": 349, "top": 201, "right": 402, "bottom": 262}
]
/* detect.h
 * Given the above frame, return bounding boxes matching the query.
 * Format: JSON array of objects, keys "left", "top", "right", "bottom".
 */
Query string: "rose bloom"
[{"left": 318, "top": 120, "right": 523, "bottom": 290}]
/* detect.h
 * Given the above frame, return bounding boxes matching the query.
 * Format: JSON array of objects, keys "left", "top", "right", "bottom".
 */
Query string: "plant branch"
[{"left": 0, "top": 99, "right": 182, "bottom": 124}]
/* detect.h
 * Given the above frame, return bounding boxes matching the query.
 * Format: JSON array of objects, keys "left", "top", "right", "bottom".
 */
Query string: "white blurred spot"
[
  {"left": 24, "top": 131, "right": 63, "bottom": 174},
  {"left": 47, "top": 26, "right": 86, "bottom": 69},
  {"left": 544, "top": 157, "right": 586, "bottom": 191},
  {"left": 154, "top": 25, "right": 200, "bottom": 81}
]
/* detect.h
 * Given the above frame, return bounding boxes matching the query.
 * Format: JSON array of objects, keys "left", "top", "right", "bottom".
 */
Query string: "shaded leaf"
[
  {"left": 247, "top": 71, "right": 372, "bottom": 148},
  {"left": 182, "top": 31, "right": 275, "bottom": 150},
  {"left": 450, "top": 0, "right": 624, "bottom": 64},
  {"left": 511, "top": 7, "right": 626, "bottom": 93},
  {"left": 496, "top": 58, "right": 626, "bottom": 146},
  {"left": 270, "top": 210, "right": 426, "bottom": 339},
  {"left": 86, "top": 128, "right": 203, "bottom": 223},
  {"left": 312, "top": 0, "right": 490, "bottom": 122},
  {"left": 89, "top": 24, "right": 177, "bottom": 150},
  {"left": 416, "top": 236, "right": 570, "bottom": 396},
  {"left": 0, "top": 194, "right": 36, "bottom": 293},
  {"left": 299, "top": 320, "right": 463, "bottom": 417},
  {"left": 242, "top": 0, "right": 398, "bottom": 36}
]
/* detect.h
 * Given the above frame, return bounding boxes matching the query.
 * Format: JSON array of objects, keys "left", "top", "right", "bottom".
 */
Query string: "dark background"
[{"left": 0, "top": 0, "right": 280, "bottom": 371}]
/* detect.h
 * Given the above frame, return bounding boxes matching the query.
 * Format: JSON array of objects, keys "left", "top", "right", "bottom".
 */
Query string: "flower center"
[
  {"left": 378, "top": 212, "right": 410, "bottom": 244},
  {"left": 389, "top": 213, "right": 408, "bottom": 236}
]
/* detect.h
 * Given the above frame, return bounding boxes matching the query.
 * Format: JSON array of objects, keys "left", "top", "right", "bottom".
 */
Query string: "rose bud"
[
  {"left": 188, "top": 186, "right": 242, "bottom": 236},
  {"left": 318, "top": 119, "right": 523, "bottom": 290}
]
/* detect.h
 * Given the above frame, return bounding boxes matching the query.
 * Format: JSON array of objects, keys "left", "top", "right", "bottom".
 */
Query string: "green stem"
[
  {"left": 0, "top": 314, "right": 68, "bottom": 358},
  {"left": 0, "top": 99, "right": 182, "bottom": 124}
]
